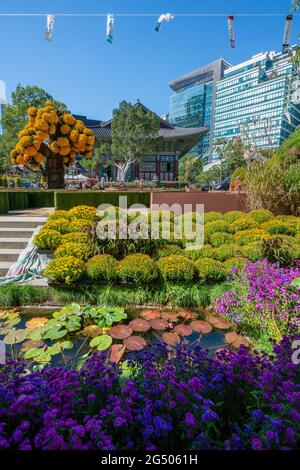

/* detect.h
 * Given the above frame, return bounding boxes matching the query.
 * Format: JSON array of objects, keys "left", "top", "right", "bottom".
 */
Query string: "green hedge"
[
  {"left": 0, "top": 193, "right": 9, "bottom": 214},
  {"left": 27, "top": 191, "right": 55, "bottom": 208},
  {"left": 54, "top": 191, "right": 151, "bottom": 210},
  {"left": 8, "top": 192, "right": 29, "bottom": 210}
]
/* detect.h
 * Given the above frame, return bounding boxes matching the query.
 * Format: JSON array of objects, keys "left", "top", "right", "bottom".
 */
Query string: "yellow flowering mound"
[
  {"left": 54, "top": 242, "right": 92, "bottom": 262},
  {"left": 44, "top": 256, "right": 86, "bottom": 285},
  {"left": 10, "top": 101, "right": 95, "bottom": 170}
]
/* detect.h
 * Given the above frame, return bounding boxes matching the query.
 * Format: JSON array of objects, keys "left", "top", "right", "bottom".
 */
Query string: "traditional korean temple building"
[{"left": 88, "top": 102, "right": 208, "bottom": 181}]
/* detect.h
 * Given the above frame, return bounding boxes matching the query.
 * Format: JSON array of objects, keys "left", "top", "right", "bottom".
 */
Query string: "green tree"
[
  {"left": 0, "top": 84, "right": 66, "bottom": 169},
  {"left": 179, "top": 155, "right": 203, "bottom": 183},
  {"left": 102, "top": 101, "right": 161, "bottom": 182}
]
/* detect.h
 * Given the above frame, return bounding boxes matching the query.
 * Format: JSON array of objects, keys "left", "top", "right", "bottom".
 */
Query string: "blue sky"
[{"left": 0, "top": 0, "right": 298, "bottom": 120}]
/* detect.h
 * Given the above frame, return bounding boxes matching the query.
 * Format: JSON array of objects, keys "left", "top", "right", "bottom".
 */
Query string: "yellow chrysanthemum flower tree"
[{"left": 10, "top": 102, "right": 95, "bottom": 188}]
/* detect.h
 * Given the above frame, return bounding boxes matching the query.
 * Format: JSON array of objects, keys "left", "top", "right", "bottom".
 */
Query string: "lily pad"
[
  {"left": 59, "top": 340, "right": 73, "bottom": 350},
  {"left": 210, "top": 318, "right": 232, "bottom": 330},
  {"left": 3, "top": 329, "right": 27, "bottom": 345},
  {"left": 174, "top": 324, "right": 193, "bottom": 336},
  {"left": 82, "top": 325, "right": 106, "bottom": 338},
  {"left": 129, "top": 319, "right": 150, "bottom": 332},
  {"left": 21, "top": 339, "right": 44, "bottom": 353},
  {"left": 225, "top": 332, "right": 239, "bottom": 344},
  {"left": 110, "top": 325, "right": 132, "bottom": 340},
  {"left": 29, "top": 327, "right": 45, "bottom": 341},
  {"left": 190, "top": 320, "right": 213, "bottom": 334},
  {"left": 162, "top": 332, "right": 180, "bottom": 347},
  {"left": 160, "top": 311, "right": 179, "bottom": 322},
  {"left": 90, "top": 334, "right": 112, "bottom": 351},
  {"left": 43, "top": 326, "right": 68, "bottom": 340},
  {"left": 25, "top": 317, "right": 48, "bottom": 330},
  {"left": 149, "top": 318, "right": 169, "bottom": 331},
  {"left": 24, "top": 347, "right": 46, "bottom": 359},
  {"left": 232, "top": 336, "right": 250, "bottom": 348},
  {"left": 140, "top": 309, "right": 161, "bottom": 321},
  {"left": 110, "top": 344, "right": 126, "bottom": 363},
  {"left": 178, "top": 309, "right": 196, "bottom": 320},
  {"left": 123, "top": 335, "right": 147, "bottom": 351}
]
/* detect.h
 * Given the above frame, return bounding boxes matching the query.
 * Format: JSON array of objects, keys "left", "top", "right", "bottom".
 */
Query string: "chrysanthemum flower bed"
[{"left": 0, "top": 337, "right": 299, "bottom": 450}]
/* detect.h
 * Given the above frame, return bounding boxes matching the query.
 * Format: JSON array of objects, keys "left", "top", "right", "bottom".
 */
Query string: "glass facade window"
[{"left": 213, "top": 50, "right": 300, "bottom": 150}]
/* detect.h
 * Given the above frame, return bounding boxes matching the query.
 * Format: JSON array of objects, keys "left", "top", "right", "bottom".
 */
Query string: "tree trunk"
[{"left": 46, "top": 152, "right": 65, "bottom": 189}]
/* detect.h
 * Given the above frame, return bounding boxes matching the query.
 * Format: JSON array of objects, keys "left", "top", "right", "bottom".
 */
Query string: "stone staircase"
[{"left": 0, "top": 216, "right": 47, "bottom": 277}]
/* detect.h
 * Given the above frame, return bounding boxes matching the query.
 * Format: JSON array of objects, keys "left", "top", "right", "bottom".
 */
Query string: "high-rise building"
[
  {"left": 168, "top": 59, "right": 231, "bottom": 163},
  {"left": 0, "top": 80, "right": 6, "bottom": 135},
  {"left": 213, "top": 50, "right": 300, "bottom": 151}
]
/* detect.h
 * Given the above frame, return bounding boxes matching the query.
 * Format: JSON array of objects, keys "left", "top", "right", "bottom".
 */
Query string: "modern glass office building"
[
  {"left": 213, "top": 50, "right": 300, "bottom": 150},
  {"left": 168, "top": 60, "right": 231, "bottom": 163},
  {"left": 0, "top": 80, "right": 6, "bottom": 135}
]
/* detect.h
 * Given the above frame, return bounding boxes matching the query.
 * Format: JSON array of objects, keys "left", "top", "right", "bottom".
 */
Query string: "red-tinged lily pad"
[
  {"left": 178, "top": 309, "right": 196, "bottom": 320},
  {"left": 191, "top": 320, "right": 213, "bottom": 334},
  {"left": 25, "top": 317, "right": 48, "bottom": 330},
  {"left": 232, "top": 336, "right": 250, "bottom": 348},
  {"left": 123, "top": 335, "right": 147, "bottom": 351},
  {"left": 225, "top": 331, "right": 239, "bottom": 344},
  {"left": 140, "top": 309, "right": 161, "bottom": 321},
  {"left": 162, "top": 332, "right": 180, "bottom": 347},
  {"left": 129, "top": 319, "right": 150, "bottom": 332},
  {"left": 211, "top": 318, "right": 232, "bottom": 330},
  {"left": 110, "top": 325, "right": 132, "bottom": 340},
  {"left": 174, "top": 324, "right": 193, "bottom": 336},
  {"left": 21, "top": 339, "right": 44, "bottom": 353},
  {"left": 110, "top": 344, "right": 126, "bottom": 363},
  {"left": 160, "top": 311, "right": 180, "bottom": 322},
  {"left": 149, "top": 318, "right": 169, "bottom": 331}
]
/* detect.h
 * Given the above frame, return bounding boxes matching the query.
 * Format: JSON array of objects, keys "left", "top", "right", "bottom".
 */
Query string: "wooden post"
[{"left": 46, "top": 152, "right": 65, "bottom": 189}]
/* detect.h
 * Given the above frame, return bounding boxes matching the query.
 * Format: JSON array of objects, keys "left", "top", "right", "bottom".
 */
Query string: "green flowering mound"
[
  {"left": 195, "top": 257, "right": 227, "bottom": 282},
  {"left": 117, "top": 254, "right": 158, "bottom": 284},
  {"left": 44, "top": 256, "right": 86, "bottom": 285},
  {"left": 43, "top": 218, "right": 70, "bottom": 234},
  {"left": 248, "top": 209, "right": 274, "bottom": 224},
  {"left": 212, "top": 244, "right": 240, "bottom": 262},
  {"left": 240, "top": 242, "right": 263, "bottom": 262},
  {"left": 54, "top": 242, "right": 92, "bottom": 262},
  {"left": 184, "top": 244, "right": 215, "bottom": 261},
  {"left": 157, "top": 255, "right": 195, "bottom": 283},
  {"left": 205, "top": 220, "right": 232, "bottom": 242},
  {"left": 86, "top": 254, "right": 118, "bottom": 282},
  {"left": 155, "top": 244, "right": 183, "bottom": 259},
  {"left": 33, "top": 229, "right": 62, "bottom": 250},
  {"left": 204, "top": 211, "right": 223, "bottom": 224},
  {"left": 234, "top": 229, "right": 270, "bottom": 245},
  {"left": 223, "top": 257, "right": 247, "bottom": 275},
  {"left": 230, "top": 217, "right": 258, "bottom": 233},
  {"left": 262, "top": 219, "right": 298, "bottom": 237},
  {"left": 210, "top": 232, "right": 235, "bottom": 247},
  {"left": 47, "top": 210, "right": 71, "bottom": 221},
  {"left": 223, "top": 211, "right": 244, "bottom": 224}
]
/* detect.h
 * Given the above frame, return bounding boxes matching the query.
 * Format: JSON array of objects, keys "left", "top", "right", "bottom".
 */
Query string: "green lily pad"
[
  {"left": 29, "top": 327, "right": 45, "bottom": 340},
  {"left": 24, "top": 347, "right": 45, "bottom": 359},
  {"left": 59, "top": 340, "right": 73, "bottom": 350},
  {"left": 43, "top": 326, "right": 68, "bottom": 340},
  {"left": 90, "top": 334, "right": 112, "bottom": 351},
  {"left": 3, "top": 329, "right": 27, "bottom": 345}
]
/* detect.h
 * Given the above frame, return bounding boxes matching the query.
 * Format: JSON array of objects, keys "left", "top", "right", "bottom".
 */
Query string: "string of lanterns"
[{"left": 0, "top": 11, "right": 297, "bottom": 51}]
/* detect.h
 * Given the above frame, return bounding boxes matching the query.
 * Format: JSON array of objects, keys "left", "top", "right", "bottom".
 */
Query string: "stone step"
[
  {"left": 0, "top": 262, "right": 12, "bottom": 277},
  {"left": 0, "top": 217, "right": 46, "bottom": 229},
  {"left": 0, "top": 248, "right": 22, "bottom": 262},
  {"left": 0, "top": 227, "right": 35, "bottom": 238},
  {"left": 0, "top": 238, "right": 30, "bottom": 249}
]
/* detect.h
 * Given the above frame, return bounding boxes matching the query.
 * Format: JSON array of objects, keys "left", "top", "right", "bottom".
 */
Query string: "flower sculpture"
[{"left": 10, "top": 102, "right": 95, "bottom": 188}]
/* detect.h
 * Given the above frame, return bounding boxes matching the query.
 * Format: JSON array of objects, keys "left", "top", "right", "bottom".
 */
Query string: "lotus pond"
[{"left": 0, "top": 304, "right": 249, "bottom": 369}]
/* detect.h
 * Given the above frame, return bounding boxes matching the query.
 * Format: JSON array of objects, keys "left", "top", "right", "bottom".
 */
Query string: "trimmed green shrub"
[
  {"left": 55, "top": 191, "right": 151, "bottom": 210},
  {"left": 155, "top": 244, "right": 183, "bottom": 258},
  {"left": 223, "top": 211, "right": 244, "bottom": 224},
  {"left": 86, "top": 254, "right": 118, "bottom": 282},
  {"left": 262, "top": 219, "right": 297, "bottom": 236},
  {"left": 184, "top": 244, "right": 215, "bottom": 260},
  {"left": 27, "top": 191, "right": 54, "bottom": 208},
  {"left": 8, "top": 192, "right": 29, "bottom": 210},
  {"left": 43, "top": 218, "right": 70, "bottom": 234},
  {"left": 212, "top": 244, "right": 240, "bottom": 262},
  {"left": 223, "top": 257, "right": 247, "bottom": 275},
  {"left": 117, "top": 254, "right": 158, "bottom": 284},
  {"left": 157, "top": 255, "right": 195, "bottom": 283},
  {"left": 240, "top": 242, "right": 263, "bottom": 261},
  {"left": 210, "top": 232, "right": 235, "bottom": 247},
  {"left": 44, "top": 256, "right": 86, "bottom": 285},
  {"left": 205, "top": 220, "right": 231, "bottom": 240},
  {"left": 0, "top": 193, "right": 9, "bottom": 214},
  {"left": 204, "top": 211, "right": 223, "bottom": 224},
  {"left": 234, "top": 229, "right": 270, "bottom": 245},
  {"left": 54, "top": 242, "right": 92, "bottom": 262},
  {"left": 195, "top": 257, "right": 226, "bottom": 282},
  {"left": 33, "top": 229, "right": 62, "bottom": 250},
  {"left": 248, "top": 209, "right": 274, "bottom": 224},
  {"left": 230, "top": 217, "right": 258, "bottom": 233}
]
